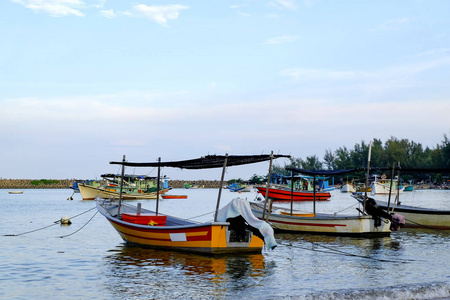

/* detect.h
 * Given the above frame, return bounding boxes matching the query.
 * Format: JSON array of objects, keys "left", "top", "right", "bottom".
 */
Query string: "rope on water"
[
  {"left": 402, "top": 218, "right": 448, "bottom": 234},
  {"left": 57, "top": 210, "right": 98, "bottom": 238},
  {"left": 277, "top": 240, "right": 416, "bottom": 264},
  {"left": 2, "top": 206, "right": 97, "bottom": 237}
]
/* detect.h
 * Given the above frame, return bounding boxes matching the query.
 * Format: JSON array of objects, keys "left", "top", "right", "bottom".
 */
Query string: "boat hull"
[
  {"left": 341, "top": 183, "right": 356, "bottom": 193},
  {"left": 250, "top": 202, "right": 391, "bottom": 236},
  {"left": 256, "top": 186, "right": 331, "bottom": 201},
  {"left": 161, "top": 195, "right": 188, "bottom": 199},
  {"left": 375, "top": 201, "right": 450, "bottom": 229},
  {"left": 97, "top": 200, "right": 265, "bottom": 254},
  {"left": 79, "top": 184, "right": 167, "bottom": 200}
]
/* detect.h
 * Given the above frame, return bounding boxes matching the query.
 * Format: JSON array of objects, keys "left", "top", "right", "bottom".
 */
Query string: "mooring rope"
[
  {"left": 56, "top": 210, "right": 98, "bottom": 238},
  {"left": 402, "top": 218, "right": 447, "bottom": 234},
  {"left": 3, "top": 206, "right": 97, "bottom": 237},
  {"left": 277, "top": 240, "right": 416, "bottom": 264}
]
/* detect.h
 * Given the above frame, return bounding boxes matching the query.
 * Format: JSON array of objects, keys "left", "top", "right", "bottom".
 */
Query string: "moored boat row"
[{"left": 89, "top": 152, "right": 449, "bottom": 256}]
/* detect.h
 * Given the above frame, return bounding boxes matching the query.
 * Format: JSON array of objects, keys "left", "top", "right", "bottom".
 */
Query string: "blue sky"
[{"left": 1, "top": 0, "right": 450, "bottom": 180}]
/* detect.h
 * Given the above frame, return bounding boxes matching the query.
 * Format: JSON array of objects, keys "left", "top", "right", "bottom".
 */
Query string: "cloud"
[
  {"left": 268, "top": 0, "right": 298, "bottom": 10},
  {"left": 281, "top": 56, "right": 450, "bottom": 82},
  {"left": 11, "top": 0, "right": 86, "bottom": 17},
  {"left": 279, "top": 56, "right": 450, "bottom": 98},
  {"left": 376, "top": 17, "right": 410, "bottom": 31},
  {"left": 280, "top": 68, "right": 368, "bottom": 81},
  {"left": 230, "top": 4, "right": 247, "bottom": 9},
  {"left": 100, "top": 9, "right": 116, "bottom": 18},
  {"left": 11, "top": 0, "right": 188, "bottom": 23},
  {"left": 265, "top": 35, "right": 299, "bottom": 45},
  {"left": 126, "top": 4, "right": 189, "bottom": 25}
]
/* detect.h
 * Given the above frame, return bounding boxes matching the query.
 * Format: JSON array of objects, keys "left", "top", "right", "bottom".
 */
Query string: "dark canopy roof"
[
  {"left": 110, "top": 154, "right": 290, "bottom": 170},
  {"left": 286, "top": 167, "right": 450, "bottom": 176}
]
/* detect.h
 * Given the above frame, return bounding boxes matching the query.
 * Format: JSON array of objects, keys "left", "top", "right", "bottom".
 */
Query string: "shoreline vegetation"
[{"left": 0, "top": 179, "right": 444, "bottom": 190}]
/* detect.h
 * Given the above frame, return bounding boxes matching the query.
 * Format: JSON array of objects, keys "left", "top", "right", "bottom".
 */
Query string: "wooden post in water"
[
  {"left": 214, "top": 154, "right": 228, "bottom": 222},
  {"left": 117, "top": 155, "right": 126, "bottom": 218},
  {"left": 156, "top": 157, "right": 161, "bottom": 215}
]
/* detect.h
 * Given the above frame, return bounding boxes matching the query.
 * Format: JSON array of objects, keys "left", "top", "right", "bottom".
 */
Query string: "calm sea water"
[{"left": 1, "top": 188, "right": 449, "bottom": 300}]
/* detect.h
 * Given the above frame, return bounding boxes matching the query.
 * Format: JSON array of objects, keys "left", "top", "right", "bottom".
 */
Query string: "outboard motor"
[{"left": 363, "top": 197, "right": 405, "bottom": 231}]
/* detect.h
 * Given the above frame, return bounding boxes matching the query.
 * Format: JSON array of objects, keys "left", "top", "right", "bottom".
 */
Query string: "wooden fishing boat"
[
  {"left": 252, "top": 147, "right": 406, "bottom": 236},
  {"left": 255, "top": 186, "right": 331, "bottom": 201},
  {"left": 249, "top": 201, "right": 393, "bottom": 236},
  {"left": 227, "top": 182, "right": 246, "bottom": 192},
  {"left": 403, "top": 180, "right": 414, "bottom": 192},
  {"left": 161, "top": 194, "right": 188, "bottom": 199},
  {"left": 370, "top": 174, "right": 404, "bottom": 195},
  {"left": 79, "top": 183, "right": 168, "bottom": 200},
  {"left": 341, "top": 182, "right": 356, "bottom": 193},
  {"left": 79, "top": 174, "right": 169, "bottom": 200},
  {"left": 96, "top": 153, "right": 290, "bottom": 254},
  {"left": 354, "top": 196, "right": 450, "bottom": 229},
  {"left": 8, "top": 191, "right": 24, "bottom": 194}
]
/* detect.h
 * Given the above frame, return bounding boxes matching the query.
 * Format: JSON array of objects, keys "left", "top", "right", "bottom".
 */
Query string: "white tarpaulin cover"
[{"left": 217, "top": 198, "right": 277, "bottom": 250}]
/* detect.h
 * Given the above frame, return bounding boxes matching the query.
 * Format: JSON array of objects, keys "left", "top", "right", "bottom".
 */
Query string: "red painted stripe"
[
  {"left": 267, "top": 218, "right": 347, "bottom": 228},
  {"left": 110, "top": 219, "right": 213, "bottom": 241}
]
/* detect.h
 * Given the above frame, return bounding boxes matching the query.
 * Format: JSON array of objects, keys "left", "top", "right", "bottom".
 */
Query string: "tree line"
[{"left": 269, "top": 133, "right": 450, "bottom": 184}]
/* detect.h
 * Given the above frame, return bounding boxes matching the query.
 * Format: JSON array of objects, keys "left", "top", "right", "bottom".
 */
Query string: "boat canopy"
[
  {"left": 110, "top": 154, "right": 290, "bottom": 169},
  {"left": 286, "top": 167, "right": 450, "bottom": 176},
  {"left": 100, "top": 173, "right": 157, "bottom": 180},
  {"left": 286, "top": 168, "right": 364, "bottom": 176}
]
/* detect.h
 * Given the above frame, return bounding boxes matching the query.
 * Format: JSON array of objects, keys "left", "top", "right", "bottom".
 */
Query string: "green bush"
[{"left": 30, "top": 179, "right": 60, "bottom": 186}]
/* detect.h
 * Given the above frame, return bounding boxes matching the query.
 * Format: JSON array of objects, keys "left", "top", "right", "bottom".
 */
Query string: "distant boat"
[
  {"left": 161, "top": 194, "right": 188, "bottom": 199},
  {"left": 341, "top": 182, "right": 356, "bottom": 193},
  {"left": 403, "top": 180, "right": 414, "bottom": 192},
  {"left": 370, "top": 174, "right": 404, "bottom": 195},
  {"left": 227, "top": 183, "right": 253, "bottom": 192},
  {"left": 8, "top": 191, "right": 24, "bottom": 194},
  {"left": 78, "top": 174, "right": 169, "bottom": 200},
  {"left": 255, "top": 186, "right": 331, "bottom": 201}
]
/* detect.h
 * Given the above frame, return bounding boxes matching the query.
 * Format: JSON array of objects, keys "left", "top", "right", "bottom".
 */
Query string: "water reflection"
[{"left": 102, "top": 244, "right": 267, "bottom": 299}]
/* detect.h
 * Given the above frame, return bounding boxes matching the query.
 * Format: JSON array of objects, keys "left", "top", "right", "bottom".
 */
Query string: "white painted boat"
[
  {"left": 250, "top": 201, "right": 394, "bottom": 237},
  {"left": 341, "top": 182, "right": 356, "bottom": 193},
  {"left": 370, "top": 174, "right": 404, "bottom": 195},
  {"left": 370, "top": 200, "right": 450, "bottom": 229}
]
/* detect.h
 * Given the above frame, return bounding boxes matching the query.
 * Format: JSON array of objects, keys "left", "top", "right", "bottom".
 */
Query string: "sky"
[{"left": 1, "top": 0, "right": 450, "bottom": 181}]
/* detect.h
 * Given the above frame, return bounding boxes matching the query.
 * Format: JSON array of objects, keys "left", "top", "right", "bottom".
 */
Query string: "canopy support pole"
[
  {"left": 117, "top": 155, "right": 126, "bottom": 218},
  {"left": 290, "top": 171, "right": 294, "bottom": 215},
  {"left": 156, "top": 157, "right": 161, "bottom": 215},
  {"left": 214, "top": 154, "right": 228, "bottom": 222},
  {"left": 387, "top": 162, "right": 395, "bottom": 211},
  {"left": 313, "top": 175, "right": 316, "bottom": 215},
  {"left": 391, "top": 162, "right": 401, "bottom": 214},
  {"left": 263, "top": 151, "right": 274, "bottom": 220}
]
